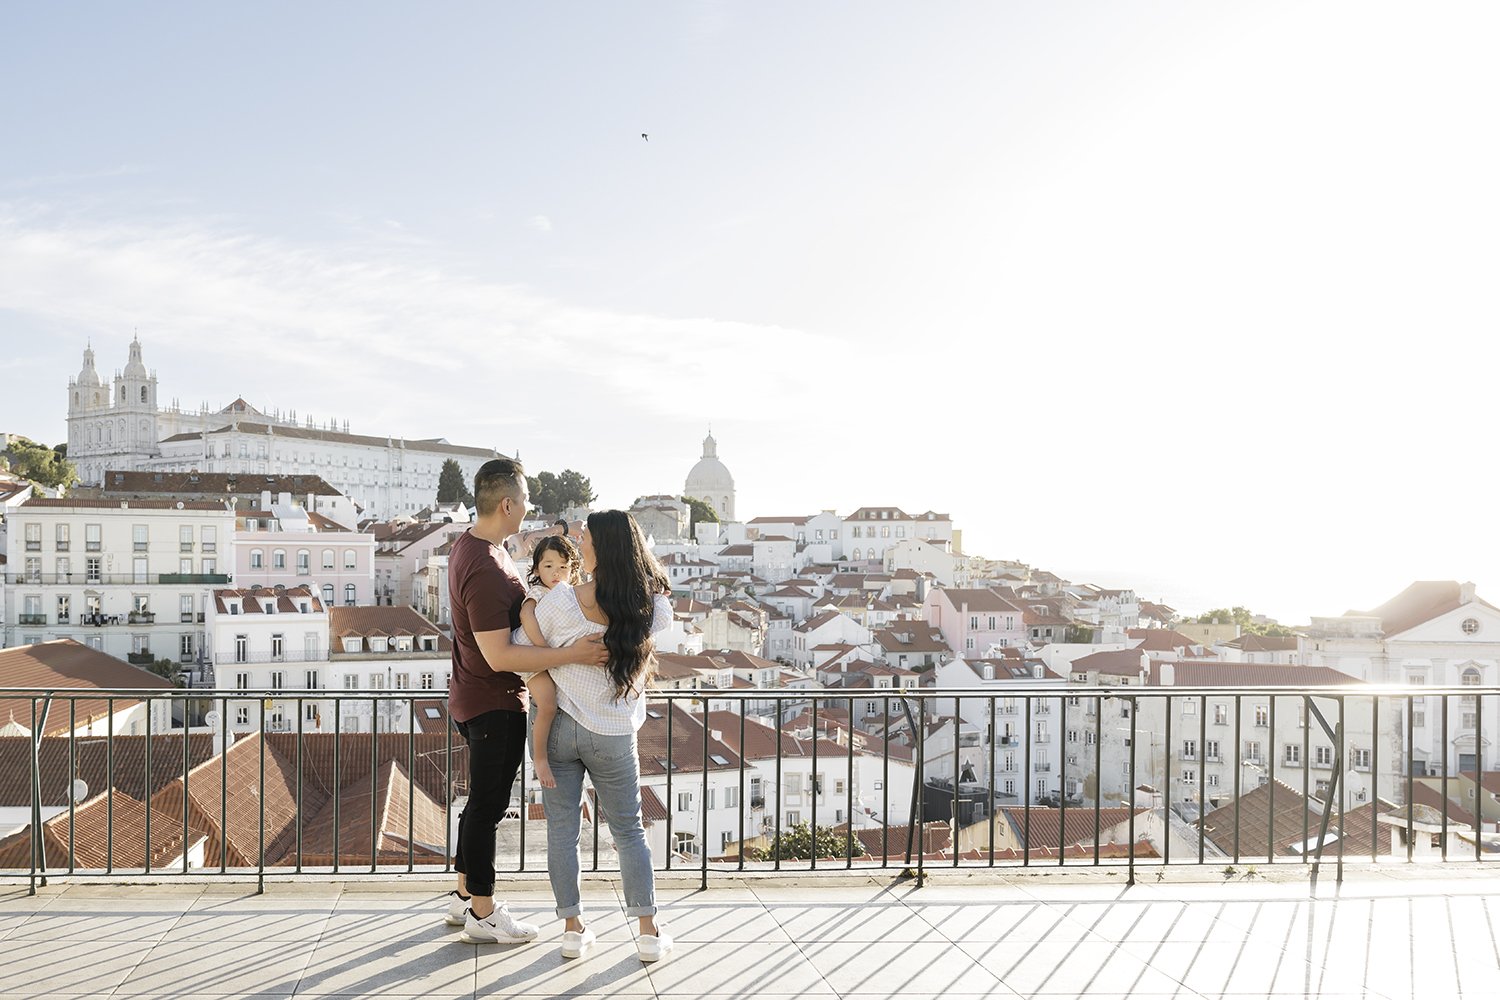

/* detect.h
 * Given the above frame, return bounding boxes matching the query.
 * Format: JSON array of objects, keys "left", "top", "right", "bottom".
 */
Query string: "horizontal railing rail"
[{"left": 3, "top": 684, "right": 1496, "bottom": 896}]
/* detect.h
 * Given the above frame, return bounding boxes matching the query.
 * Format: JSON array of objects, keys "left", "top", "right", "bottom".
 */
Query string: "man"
[{"left": 444, "top": 458, "right": 608, "bottom": 944}]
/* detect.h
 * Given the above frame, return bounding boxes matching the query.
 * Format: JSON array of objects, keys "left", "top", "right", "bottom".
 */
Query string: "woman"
[{"left": 515, "top": 509, "right": 674, "bottom": 962}]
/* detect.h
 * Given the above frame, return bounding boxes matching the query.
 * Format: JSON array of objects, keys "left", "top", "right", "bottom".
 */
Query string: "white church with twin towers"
[{"left": 65, "top": 337, "right": 509, "bottom": 519}]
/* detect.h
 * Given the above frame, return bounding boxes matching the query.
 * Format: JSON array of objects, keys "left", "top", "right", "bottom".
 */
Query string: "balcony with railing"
[
  {"left": 3, "top": 572, "right": 231, "bottom": 586},
  {"left": 4, "top": 682, "right": 1500, "bottom": 997}
]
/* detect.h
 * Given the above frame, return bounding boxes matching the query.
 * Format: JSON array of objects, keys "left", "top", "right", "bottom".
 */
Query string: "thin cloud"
[{"left": 526, "top": 214, "right": 553, "bottom": 234}]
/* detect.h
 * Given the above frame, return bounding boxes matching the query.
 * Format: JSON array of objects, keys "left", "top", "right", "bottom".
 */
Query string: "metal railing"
[
  {"left": 2, "top": 573, "right": 230, "bottom": 586},
  {"left": 3, "top": 684, "right": 1497, "bottom": 897}
]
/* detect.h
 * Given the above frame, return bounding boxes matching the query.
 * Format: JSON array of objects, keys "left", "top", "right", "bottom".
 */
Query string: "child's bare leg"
[{"left": 530, "top": 672, "right": 559, "bottom": 788}]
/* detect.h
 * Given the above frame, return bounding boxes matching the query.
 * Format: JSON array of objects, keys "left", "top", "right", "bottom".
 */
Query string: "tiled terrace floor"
[{"left": 3, "top": 867, "right": 1500, "bottom": 998}]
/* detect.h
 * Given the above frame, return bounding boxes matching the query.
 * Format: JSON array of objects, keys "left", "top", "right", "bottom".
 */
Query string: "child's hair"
[{"left": 528, "top": 534, "right": 582, "bottom": 587}]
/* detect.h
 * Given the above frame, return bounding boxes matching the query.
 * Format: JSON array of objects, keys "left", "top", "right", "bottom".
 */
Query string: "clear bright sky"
[{"left": 2, "top": 2, "right": 1497, "bottom": 624}]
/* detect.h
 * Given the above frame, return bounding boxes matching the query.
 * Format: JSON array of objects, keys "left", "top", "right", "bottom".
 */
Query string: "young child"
[{"left": 519, "top": 534, "right": 582, "bottom": 788}]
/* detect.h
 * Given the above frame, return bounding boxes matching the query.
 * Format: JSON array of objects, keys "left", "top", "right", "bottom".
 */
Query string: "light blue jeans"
[{"left": 541, "top": 710, "right": 656, "bottom": 918}]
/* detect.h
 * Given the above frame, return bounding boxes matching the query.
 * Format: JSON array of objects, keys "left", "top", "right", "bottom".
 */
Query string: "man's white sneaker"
[
  {"left": 459, "top": 904, "right": 541, "bottom": 944},
  {"left": 559, "top": 925, "right": 597, "bottom": 959},
  {"left": 637, "top": 926, "right": 673, "bottom": 963},
  {"left": 444, "top": 891, "right": 470, "bottom": 927}
]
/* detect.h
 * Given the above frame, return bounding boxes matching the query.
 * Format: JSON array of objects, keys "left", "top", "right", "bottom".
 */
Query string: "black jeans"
[{"left": 453, "top": 709, "right": 527, "bottom": 898}]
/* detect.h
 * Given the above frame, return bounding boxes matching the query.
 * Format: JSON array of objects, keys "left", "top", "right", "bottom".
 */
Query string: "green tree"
[
  {"left": 744, "top": 822, "right": 854, "bottom": 862},
  {"left": 436, "top": 459, "right": 474, "bottom": 505},
  {"left": 1193, "top": 607, "right": 1296, "bottom": 637},
  {"left": 527, "top": 469, "right": 596, "bottom": 516},
  {"left": 145, "top": 657, "right": 185, "bottom": 688},
  {"left": 1, "top": 436, "right": 79, "bottom": 491},
  {"left": 682, "top": 496, "right": 720, "bottom": 533}
]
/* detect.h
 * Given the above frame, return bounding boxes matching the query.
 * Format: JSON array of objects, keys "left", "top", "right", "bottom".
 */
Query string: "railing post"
[{"left": 1127, "top": 695, "right": 1137, "bottom": 886}]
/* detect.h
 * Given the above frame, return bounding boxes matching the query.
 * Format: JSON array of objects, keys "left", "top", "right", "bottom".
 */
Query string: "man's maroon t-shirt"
[{"left": 447, "top": 529, "right": 529, "bottom": 722}]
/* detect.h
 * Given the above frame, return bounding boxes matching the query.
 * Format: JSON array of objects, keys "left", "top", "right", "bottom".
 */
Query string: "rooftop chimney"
[{"left": 1461, "top": 581, "right": 1477, "bottom": 605}]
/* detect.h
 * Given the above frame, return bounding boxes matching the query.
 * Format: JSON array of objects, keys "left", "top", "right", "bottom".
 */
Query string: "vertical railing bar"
[
  {"left": 1442, "top": 693, "right": 1450, "bottom": 861},
  {"left": 882, "top": 695, "right": 890, "bottom": 869},
  {"left": 1268, "top": 695, "right": 1277, "bottom": 864},
  {"left": 1477, "top": 692, "right": 1485, "bottom": 864},
  {"left": 991, "top": 696, "right": 999, "bottom": 868},
  {"left": 1371, "top": 695, "right": 1379, "bottom": 865},
  {"left": 182, "top": 694, "right": 190, "bottom": 875},
  {"left": 518, "top": 698, "right": 527, "bottom": 873},
  {"left": 811, "top": 699, "right": 819, "bottom": 872},
  {"left": 1127, "top": 694, "right": 1137, "bottom": 885},
  {"left": 953, "top": 701, "right": 961, "bottom": 869},
  {"left": 846, "top": 696, "right": 854, "bottom": 870},
  {"left": 257, "top": 697, "right": 266, "bottom": 894},
  {"left": 738, "top": 699, "right": 746, "bottom": 872},
  {"left": 29, "top": 698, "right": 39, "bottom": 895},
  {"left": 1163, "top": 695, "right": 1171, "bottom": 868},
  {"left": 1406, "top": 693, "right": 1414, "bottom": 863},
  {"left": 773, "top": 695, "right": 782, "bottom": 872},
  {"left": 700, "top": 694, "right": 709, "bottom": 890},
  {"left": 370, "top": 699, "right": 378, "bottom": 873},
  {"left": 444, "top": 698, "right": 452, "bottom": 873},
  {"left": 1302, "top": 695, "right": 1310, "bottom": 863},
  {"left": 1057, "top": 692, "right": 1066, "bottom": 868},
  {"left": 333, "top": 699, "right": 341, "bottom": 874},
  {"left": 1337, "top": 695, "right": 1346, "bottom": 883},
  {"left": 1022, "top": 695, "right": 1032, "bottom": 866},
  {"left": 144, "top": 696, "right": 152, "bottom": 876},
  {"left": 219, "top": 700, "right": 227, "bottom": 873},
  {"left": 296, "top": 697, "right": 304, "bottom": 873},
  {"left": 1233, "top": 694, "right": 1242, "bottom": 864},
  {"left": 1198, "top": 694, "right": 1207, "bottom": 864},
  {"left": 408, "top": 699, "right": 415, "bottom": 873},
  {"left": 68, "top": 700, "right": 76, "bottom": 875},
  {"left": 1090, "top": 695, "right": 1100, "bottom": 867},
  {"left": 915, "top": 696, "right": 925, "bottom": 887},
  {"left": 665, "top": 703, "right": 674, "bottom": 871},
  {"left": 107, "top": 697, "right": 115, "bottom": 874}
]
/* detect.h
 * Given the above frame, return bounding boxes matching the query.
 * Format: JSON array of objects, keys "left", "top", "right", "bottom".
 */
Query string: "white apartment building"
[
  {"left": 1305, "top": 580, "right": 1500, "bottom": 780},
  {"left": 66, "top": 340, "right": 510, "bottom": 518},
  {"left": 1063, "top": 661, "right": 1386, "bottom": 816},
  {"left": 210, "top": 595, "right": 449, "bottom": 735},
  {"left": 842, "top": 507, "right": 917, "bottom": 564},
  {"left": 932, "top": 655, "right": 1069, "bottom": 804},
  {"left": 3, "top": 498, "right": 235, "bottom": 665}
]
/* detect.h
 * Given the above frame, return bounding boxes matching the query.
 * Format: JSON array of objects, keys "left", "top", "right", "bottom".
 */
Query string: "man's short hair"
[{"left": 474, "top": 458, "right": 526, "bottom": 517}]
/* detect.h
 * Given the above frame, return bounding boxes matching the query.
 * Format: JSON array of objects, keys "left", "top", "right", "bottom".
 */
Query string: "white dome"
[{"left": 684, "top": 433, "right": 734, "bottom": 492}]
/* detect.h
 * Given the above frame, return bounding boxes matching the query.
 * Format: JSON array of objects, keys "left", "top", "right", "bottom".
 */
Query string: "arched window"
[
  {"left": 343, "top": 549, "right": 357, "bottom": 569},
  {"left": 321, "top": 584, "right": 335, "bottom": 606},
  {"left": 296, "top": 549, "right": 310, "bottom": 574},
  {"left": 272, "top": 549, "right": 287, "bottom": 570},
  {"left": 344, "top": 583, "right": 356, "bottom": 605},
  {"left": 1463, "top": 666, "right": 1482, "bottom": 705},
  {"left": 93, "top": 392, "right": 100, "bottom": 406},
  {"left": 140, "top": 386, "right": 148, "bottom": 403},
  {"left": 322, "top": 549, "right": 335, "bottom": 569},
  {"left": 104, "top": 424, "right": 112, "bottom": 443},
  {"left": 250, "top": 549, "right": 264, "bottom": 569}
]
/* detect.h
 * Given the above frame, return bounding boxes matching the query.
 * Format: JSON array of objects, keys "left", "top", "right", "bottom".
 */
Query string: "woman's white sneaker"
[
  {"left": 460, "top": 904, "right": 540, "bottom": 944},
  {"left": 444, "top": 891, "right": 470, "bottom": 927},
  {"left": 637, "top": 927, "right": 673, "bottom": 962},
  {"left": 559, "top": 926, "right": 597, "bottom": 959}
]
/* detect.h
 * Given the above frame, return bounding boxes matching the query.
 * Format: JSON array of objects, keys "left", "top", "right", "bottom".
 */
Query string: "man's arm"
[{"left": 474, "top": 628, "right": 607, "bottom": 674}]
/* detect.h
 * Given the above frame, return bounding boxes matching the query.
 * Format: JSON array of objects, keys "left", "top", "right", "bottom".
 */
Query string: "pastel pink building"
[
  {"left": 923, "top": 587, "right": 1029, "bottom": 656},
  {"left": 233, "top": 504, "right": 375, "bottom": 607}
]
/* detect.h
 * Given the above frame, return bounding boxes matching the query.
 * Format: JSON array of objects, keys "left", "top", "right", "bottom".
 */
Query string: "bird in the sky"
[{"left": 641, "top": 133, "right": 649, "bottom": 142}]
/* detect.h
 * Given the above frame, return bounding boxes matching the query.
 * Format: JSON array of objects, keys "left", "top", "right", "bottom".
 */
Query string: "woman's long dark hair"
[{"left": 588, "top": 510, "right": 670, "bottom": 699}]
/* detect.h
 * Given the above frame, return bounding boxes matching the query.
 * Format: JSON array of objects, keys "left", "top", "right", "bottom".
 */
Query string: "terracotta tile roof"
[
  {"left": 637, "top": 703, "right": 743, "bottom": 776},
  {"left": 1222, "top": 634, "right": 1301, "bottom": 652},
  {"left": 747, "top": 516, "right": 811, "bottom": 525},
  {"left": 829, "top": 821, "right": 951, "bottom": 858},
  {"left": 998, "top": 806, "right": 1148, "bottom": 856},
  {"left": 932, "top": 588, "right": 1024, "bottom": 614},
  {"left": 328, "top": 606, "right": 450, "bottom": 648},
  {"left": 160, "top": 422, "right": 502, "bottom": 459},
  {"left": 1197, "top": 780, "right": 1401, "bottom": 858},
  {"left": 289, "top": 759, "right": 447, "bottom": 867},
  {"left": 1357, "top": 581, "right": 1499, "bottom": 639},
  {"left": 0, "top": 790, "right": 207, "bottom": 869},
  {"left": 846, "top": 507, "right": 913, "bottom": 521},
  {"left": 213, "top": 586, "right": 324, "bottom": 616},
  {"left": 793, "top": 610, "right": 843, "bottom": 634},
  {"left": 1071, "top": 648, "right": 1149, "bottom": 676},
  {"left": 1127, "top": 629, "right": 1202, "bottom": 651},
  {"left": 639, "top": 785, "right": 669, "bottom": 822},
  {"left": 20, "top": 497, "right": 229, "bottom": 511},
  {"left": 1147, "top": 662, "right": 1365, "bottom": 687},
  {"left": 0, "top": 734, "right": 219, "bottom": 808},
  {"left": 95, "top": 470, "right": 342, "bottom": 498},
  {"left": 0, "top": 640, "right": 174, "bottom": 735},
  {"left": 717, "top": 544, "right": 753, "bottom": 556}
]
